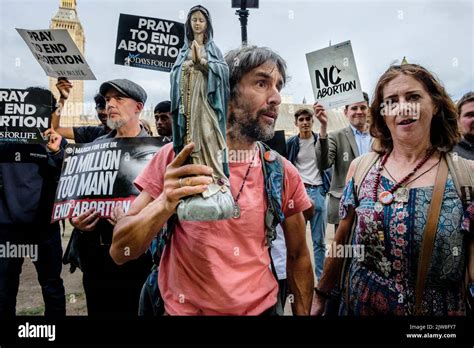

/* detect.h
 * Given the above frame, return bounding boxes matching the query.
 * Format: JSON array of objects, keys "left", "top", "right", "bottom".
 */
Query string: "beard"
[
  {"left": 106, "top": 118, "right": 127, "bottom": 130},
  {"left": 98, "top": 116, "right": 109, "bottom": 127},
  {"left": 229, "top": 103, "right": 278, "bottom": 142}
]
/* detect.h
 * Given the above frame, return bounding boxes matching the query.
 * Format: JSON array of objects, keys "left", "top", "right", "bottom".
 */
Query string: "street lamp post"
[{"left": 232, "top": 0, "right": 259, "bottom": 46}]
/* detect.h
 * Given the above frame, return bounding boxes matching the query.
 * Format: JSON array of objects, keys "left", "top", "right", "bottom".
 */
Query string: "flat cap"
[{"left": 99, "top": 79, "right": 147, "bottom": 104}]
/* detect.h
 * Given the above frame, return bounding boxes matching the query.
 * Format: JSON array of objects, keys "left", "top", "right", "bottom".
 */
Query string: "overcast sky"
[{"left": 0, "top": 0, "right": 473, "bottom": 114}]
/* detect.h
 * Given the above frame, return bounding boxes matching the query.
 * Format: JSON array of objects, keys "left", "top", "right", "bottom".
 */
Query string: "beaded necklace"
[
  {"left": 372, "top": 148, "right": 436, "bottom": 213},
  {"left": 368, "top": 148, "right": 436, "bottom": 253},
  {"left": 384, "top": 158, "right": 441, "bottom": 189},
  {"left": 231, "top": 147, "right": 257, "bottom": 219}
]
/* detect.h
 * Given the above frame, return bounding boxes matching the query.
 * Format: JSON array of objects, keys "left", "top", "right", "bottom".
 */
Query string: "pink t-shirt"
[{"left": 135, "top": 143, "right": 311, "bottom": 315}]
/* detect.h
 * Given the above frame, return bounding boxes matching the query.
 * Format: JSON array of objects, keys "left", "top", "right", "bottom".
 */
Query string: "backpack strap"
[
  {"left": 335, "top": 152, "right": 379, "bottom": 314},
  {"left": 445, "top": 152, "right": 473, "bottom": 207},
  {"left": 257, "top": 141, "right": 285, "bottom": 247},
  {"left": 151, "top": 214, "right": 177, "bottom": 267},
  {"left": 414, "top": 156, "right": 448, "bottom": 315},
  {"left": 352, "top": 152, "right": 380, "bottom": 196},
  {"left": 257, "top": 142, "right": 287, "bottom": 291}
]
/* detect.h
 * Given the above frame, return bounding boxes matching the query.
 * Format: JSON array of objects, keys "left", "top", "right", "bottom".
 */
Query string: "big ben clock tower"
[{"left": 49, "top": 0, "right": 85, "bottom": 125}]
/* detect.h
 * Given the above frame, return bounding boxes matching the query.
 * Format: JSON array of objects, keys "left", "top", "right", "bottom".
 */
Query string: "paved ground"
[
  {"left": 17, "top": 222, "right": 87, "bottom": 315},
  {"left": 17, "top": 221, "right": 335, "bottom": 316}
]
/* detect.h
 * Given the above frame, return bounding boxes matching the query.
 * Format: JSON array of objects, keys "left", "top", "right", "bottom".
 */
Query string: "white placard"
[
  {"left": 306, "top": 40, "right": 363, "bottom": 110},
  {"left": 17, "top": 28, "right": 96, "bottom": 80}
]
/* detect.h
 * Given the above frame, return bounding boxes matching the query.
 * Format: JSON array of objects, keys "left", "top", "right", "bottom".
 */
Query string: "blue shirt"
[{"left": 350, "top": 124, "right": 372, "bottom": 156}]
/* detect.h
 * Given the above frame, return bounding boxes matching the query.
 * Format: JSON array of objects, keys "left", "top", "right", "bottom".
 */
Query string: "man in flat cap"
[
  {"left": 98, "top": 79, "right": 148, "bottom": 138},
  {"left": 65, "top": 79, "right": 153, "bottom": 317}
]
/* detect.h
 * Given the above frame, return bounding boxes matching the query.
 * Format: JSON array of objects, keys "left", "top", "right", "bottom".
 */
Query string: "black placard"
[
  {"left": 52, "top": 137, "right": 163, "bottom": 222},
  {"left": 0, "top": 88, "right": 52, "bottom": 144},
  {"left": 115, "top": 14, "right": 185, "bottom": 72}
]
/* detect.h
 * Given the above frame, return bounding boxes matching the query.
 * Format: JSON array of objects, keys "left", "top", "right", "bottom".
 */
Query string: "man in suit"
[{"left": 314, "top": 92, "right": 372, "bottom": 228}]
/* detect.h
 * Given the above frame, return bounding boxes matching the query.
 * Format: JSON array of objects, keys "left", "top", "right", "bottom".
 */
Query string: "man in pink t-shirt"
[{"left": 110, "top": 46, "right": 314, "bottom": 315}]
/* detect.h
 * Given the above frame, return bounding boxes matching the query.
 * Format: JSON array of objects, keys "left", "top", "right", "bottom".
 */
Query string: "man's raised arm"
[{"left": 52, "top": 77, "right": 75, "bottom": 140}]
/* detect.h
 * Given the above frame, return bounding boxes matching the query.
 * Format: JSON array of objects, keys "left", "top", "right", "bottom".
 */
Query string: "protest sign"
[
  {"left": 115, "top": 13, "right": 185, "bottom": 72},
  {"left": 16, "top": 28, "right": 96, "bottom": 80},
  {"left": 51, "top": 137, "right": 162, "bottom": 222},
  {"left": 306, "top": 40, "right": 364, "bottom": 109},
  {"left": 0, "top": 88, "right": 51, "bottom": 144}
]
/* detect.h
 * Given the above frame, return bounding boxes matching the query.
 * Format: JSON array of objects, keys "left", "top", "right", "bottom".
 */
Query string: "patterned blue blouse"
[{"left": 338, "top": 164, "right": 473, "bottom": 315}]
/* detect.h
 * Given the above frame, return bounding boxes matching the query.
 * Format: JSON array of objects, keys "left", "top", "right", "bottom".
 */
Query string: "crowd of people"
[{"left": 0, "top": 4, "right": 473, "bottom": 317}]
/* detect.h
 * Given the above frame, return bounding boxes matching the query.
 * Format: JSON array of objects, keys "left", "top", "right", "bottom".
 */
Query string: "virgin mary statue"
[{"left": 170, "top": 5, "right": 234, "bottom": 221}]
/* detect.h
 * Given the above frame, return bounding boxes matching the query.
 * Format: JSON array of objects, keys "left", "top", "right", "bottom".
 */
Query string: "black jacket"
[{"left": 0, "top": 140, "right": 66, "bottom": 239}]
